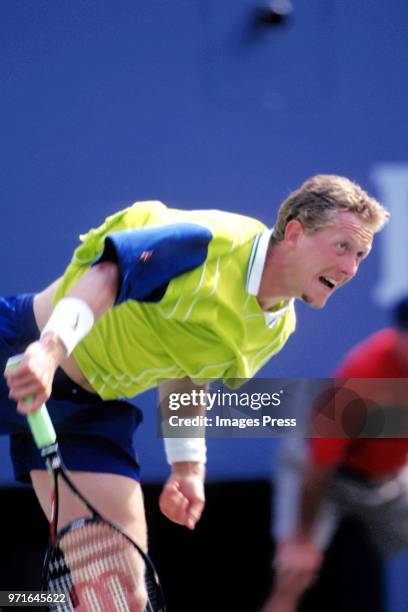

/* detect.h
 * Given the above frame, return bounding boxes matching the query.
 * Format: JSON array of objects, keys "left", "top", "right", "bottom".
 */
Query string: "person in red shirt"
[{"left": 262, "top": 297, "right": 408, "bottom": 612}]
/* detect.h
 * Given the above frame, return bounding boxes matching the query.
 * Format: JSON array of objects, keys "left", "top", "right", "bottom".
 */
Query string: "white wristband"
[
  {"left": 41, "top": 297, "right": 95, "bottom": 355},
  {"left": 164, "top": 437, "right": 207, "bottom": 465}
]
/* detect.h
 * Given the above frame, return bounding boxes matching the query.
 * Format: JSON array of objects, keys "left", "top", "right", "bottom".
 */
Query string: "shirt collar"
[
  {"left": 246, "top": 229, "right": 273, "bottom": 296},
  {"left": 246, "top": 229, "right": 293, "bottom": 327}
]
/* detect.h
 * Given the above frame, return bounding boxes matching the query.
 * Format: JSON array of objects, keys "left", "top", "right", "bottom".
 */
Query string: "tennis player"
[{"left": 3, "top": 175, "right": 387, "bottom": 606}]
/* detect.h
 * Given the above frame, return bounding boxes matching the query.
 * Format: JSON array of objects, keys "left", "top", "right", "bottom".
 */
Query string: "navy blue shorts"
[{"left": 0, "top": 294, "right": 143, "bottom": 483}]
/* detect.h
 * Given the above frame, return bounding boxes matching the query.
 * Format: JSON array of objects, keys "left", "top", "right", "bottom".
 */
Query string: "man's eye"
[{"left": 336, "top": 242, "right": 347, "bottom": 250}]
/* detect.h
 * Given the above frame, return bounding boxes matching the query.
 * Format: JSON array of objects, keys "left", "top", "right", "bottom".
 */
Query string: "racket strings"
[
  {"left": 47, "top": 546, "right": 77, "bottom": 611},
  {"left": 46, "top": 521, "right": 152, "bottom": 612}
]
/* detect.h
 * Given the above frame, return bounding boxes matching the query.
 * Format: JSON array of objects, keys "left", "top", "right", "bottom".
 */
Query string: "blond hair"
[{"left": 272, "top": 175, "right": 389, "bottom": 243}]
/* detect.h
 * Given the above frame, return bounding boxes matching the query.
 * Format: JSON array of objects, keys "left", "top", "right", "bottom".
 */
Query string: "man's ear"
[{"left": 283, "top": 219, "right": 305, "bottom": 247}]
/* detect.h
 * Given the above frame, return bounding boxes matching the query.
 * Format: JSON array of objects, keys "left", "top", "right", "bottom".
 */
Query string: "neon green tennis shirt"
[{"left": 54, "top": 201, "right": 296, "bottom": 399}]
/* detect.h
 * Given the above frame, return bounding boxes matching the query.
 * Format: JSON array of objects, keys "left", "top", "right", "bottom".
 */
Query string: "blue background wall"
[{"left": 1, "top": 1, "right": 408, "bottom": 606}]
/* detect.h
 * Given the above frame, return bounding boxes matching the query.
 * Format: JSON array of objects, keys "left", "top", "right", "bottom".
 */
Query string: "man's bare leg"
[{"left": 31, "top": 470, "right": 148, "bottom": 611}]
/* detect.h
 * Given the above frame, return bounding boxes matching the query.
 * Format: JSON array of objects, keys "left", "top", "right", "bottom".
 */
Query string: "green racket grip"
[
  {"left": 6, "top": 355, "right": 57, "bottom": 449},
  {"left": 27, "top": 406, "right": 57, "bottom": 449}
]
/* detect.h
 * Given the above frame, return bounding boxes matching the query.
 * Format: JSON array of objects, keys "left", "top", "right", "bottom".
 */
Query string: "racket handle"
[
  {"left": 6, "top": 355, "right": 57, "bottom": 449},
  {"left": 27, "top": 406, "right": 57, "bottom": 449}
]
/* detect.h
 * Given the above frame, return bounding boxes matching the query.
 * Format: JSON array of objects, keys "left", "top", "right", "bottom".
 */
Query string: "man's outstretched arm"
[{"left": 5, "top": 261, "right": 119, "bottom": 412}]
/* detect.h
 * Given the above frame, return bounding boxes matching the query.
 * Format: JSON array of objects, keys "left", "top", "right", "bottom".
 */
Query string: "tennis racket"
[{"left": 7, "top": 355, "right": 166, "bottom": 612}]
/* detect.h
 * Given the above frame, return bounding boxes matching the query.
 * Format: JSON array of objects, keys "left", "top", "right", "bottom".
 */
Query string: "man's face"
[{"left": 292, "top": 211, "right": 373, "bottom": 308}]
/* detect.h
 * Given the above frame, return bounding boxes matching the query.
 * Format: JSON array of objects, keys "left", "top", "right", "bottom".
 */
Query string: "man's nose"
[{"left": 341, "top": 254, "right": 358, "bottom": 278}]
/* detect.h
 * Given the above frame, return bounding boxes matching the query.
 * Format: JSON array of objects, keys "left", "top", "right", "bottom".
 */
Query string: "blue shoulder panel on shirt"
[{"left": 94, "top": 223, "right": 213, "bottom": 304}]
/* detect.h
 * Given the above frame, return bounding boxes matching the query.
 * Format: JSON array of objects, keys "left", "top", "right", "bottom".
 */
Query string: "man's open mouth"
[{"left": 319, "top": 276, "right": 336, "bottom": 290}]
